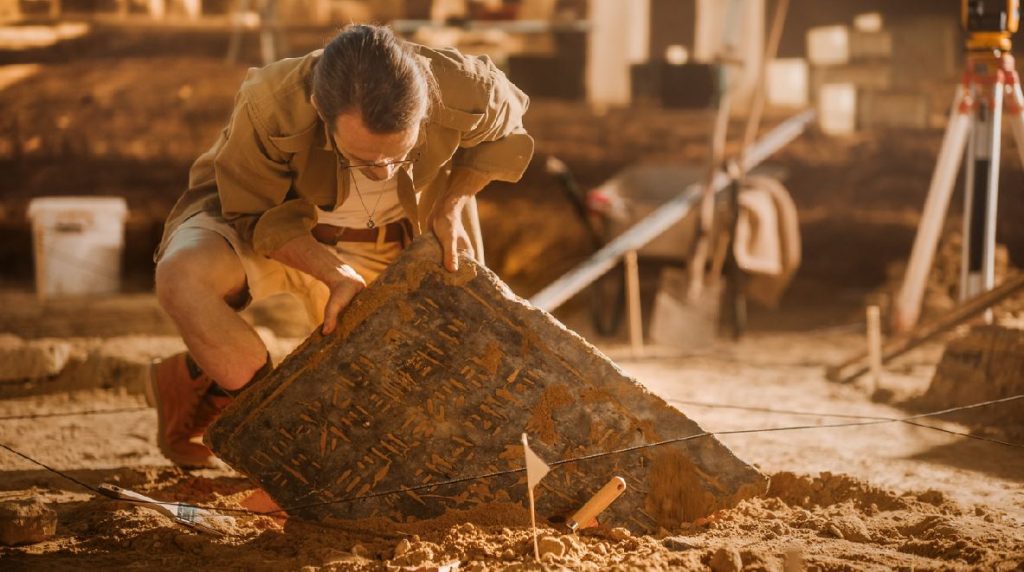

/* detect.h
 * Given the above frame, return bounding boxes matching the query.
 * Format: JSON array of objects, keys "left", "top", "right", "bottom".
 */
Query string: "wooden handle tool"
[{"left": 567, "top": 476, "right": 627, "bottom": 532}]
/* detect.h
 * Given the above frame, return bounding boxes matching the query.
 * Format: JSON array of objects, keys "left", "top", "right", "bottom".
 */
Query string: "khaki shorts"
[{"left": 157, "top": 211, "right": 405, "bottom": 325}]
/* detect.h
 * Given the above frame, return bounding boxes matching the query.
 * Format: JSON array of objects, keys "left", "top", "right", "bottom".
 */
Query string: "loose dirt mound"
[
  {"left": 3, "top": 471, "right": 1021, "bottom": 570},
  {"left": 915, "top": 324, "right": 1024, "bottom": 440}
]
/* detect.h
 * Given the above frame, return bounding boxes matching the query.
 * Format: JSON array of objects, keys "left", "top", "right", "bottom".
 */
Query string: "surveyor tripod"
[{"left": 892, "top": 48, "right": 1024, "bottom": 332}]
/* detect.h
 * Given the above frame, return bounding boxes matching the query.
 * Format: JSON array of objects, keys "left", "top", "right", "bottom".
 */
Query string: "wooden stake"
[
  {"left": 866, "top": 305, "right": 882, "bottom": 392},
  {"left": 828, "top": 273, "right": 1024, "bottom": 383},
  {"left": 625, "top": 250, "right": 644, "bottom": 358}
]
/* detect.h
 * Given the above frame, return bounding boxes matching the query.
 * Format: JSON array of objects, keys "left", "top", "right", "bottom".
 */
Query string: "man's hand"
[
  {"left": 430, "top": 194, "right": 474, "bottom": 272},
  {"left": 321, "top": 264, "right": 366, "bottom": 335},
  {"left": 268, "top": 233, "right": 366, "bottom": 334},
  {"left": 431, "top": 167, "right": 492, "bottom": 272}
]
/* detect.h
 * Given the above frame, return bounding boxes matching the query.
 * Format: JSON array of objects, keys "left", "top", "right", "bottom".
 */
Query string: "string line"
[{"left": 1, "top": 394, "right": 1021, "bottom": 519}]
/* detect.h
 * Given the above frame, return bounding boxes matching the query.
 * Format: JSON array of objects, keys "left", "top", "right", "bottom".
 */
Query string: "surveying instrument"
[{"left": 892, "top": 0, "right": 1024, "bottom": 332}]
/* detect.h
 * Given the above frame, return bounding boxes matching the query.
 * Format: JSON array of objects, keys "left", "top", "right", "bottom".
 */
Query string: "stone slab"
[{"left": 207, "top": 237, "right": 768, "bottom": 532}]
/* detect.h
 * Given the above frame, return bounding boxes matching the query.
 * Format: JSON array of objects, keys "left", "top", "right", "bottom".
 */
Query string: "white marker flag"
[
  {"left": 522, "top": 433, "right": 551, "bottom": 562},
  {"left": 522, "top": 433, "right": 550, "bottom": 489}
]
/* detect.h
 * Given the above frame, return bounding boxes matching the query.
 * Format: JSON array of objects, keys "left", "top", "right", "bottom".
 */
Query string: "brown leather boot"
[
  {"left": 147, "top": 352, "right": 223, "bottom": 469},
  {"left": 192, "top": 391, "right": 233, "bottom": 440}
]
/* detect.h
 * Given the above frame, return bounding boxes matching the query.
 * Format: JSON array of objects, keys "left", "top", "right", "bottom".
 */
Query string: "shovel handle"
[{"left": 567, "top": 476, "right": 627, "bottom": 531}]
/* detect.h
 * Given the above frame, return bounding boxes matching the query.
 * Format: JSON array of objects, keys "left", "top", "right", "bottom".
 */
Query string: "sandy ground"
[{"left": 1, "top": 299, "right": 1022, "bottom": 570}]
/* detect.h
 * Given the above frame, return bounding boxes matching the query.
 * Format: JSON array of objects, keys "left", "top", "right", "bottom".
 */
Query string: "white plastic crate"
[
  {"left": 27, "top": 197, "right": 128, "bottom": 299},
  {"left": 818, "top": 83, "right": 857, "bottom": 135},
  {"left": 767, "top": 58, "right": 809, "bottom": 108},
  {"left": 807, "top": 25, "right": 849, "bottom": 66}
]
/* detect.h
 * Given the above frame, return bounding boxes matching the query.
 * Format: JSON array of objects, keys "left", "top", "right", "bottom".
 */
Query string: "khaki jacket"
[{"left": 158, "top": 45, "right": 534, "bottom": 259}]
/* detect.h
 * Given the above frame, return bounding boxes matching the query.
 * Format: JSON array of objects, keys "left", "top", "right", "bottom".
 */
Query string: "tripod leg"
[
  {"left": 893, "top": 86, "right": 971, "bottom": 333},
  {"left": 961, "top": 78, "right": 1004, "bottom": 306},
  {"left": 1007, "top": 80, "right": 1024, "bottom": 170}
]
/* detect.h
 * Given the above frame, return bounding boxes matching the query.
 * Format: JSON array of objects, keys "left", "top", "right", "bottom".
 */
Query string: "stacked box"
[
  {"left": 849, "top": 31, "right": 893, "bottom": 61},
  {"left": 858, "top": 91, "right": 930, "bottom": 130},
  {"left": 810, "top": 12, "right": 951, "bottom": 132},
  {"left": 806, "top": 26, "right": 848, "bottom": 66}
]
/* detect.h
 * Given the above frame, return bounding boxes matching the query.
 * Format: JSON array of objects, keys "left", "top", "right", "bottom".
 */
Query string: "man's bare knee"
[{"left": 155, "top": 238, "right": 245, "bottom": 315}]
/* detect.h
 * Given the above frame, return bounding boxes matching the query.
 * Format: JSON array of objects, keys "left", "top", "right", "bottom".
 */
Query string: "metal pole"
[
  {"left": 891, "top": 86, "right": 972, "bottom": 332},
  {"left": 1009, "top": 77, "right": 1024, "bottom": 168},
  {"left": 529, "top": 109, "right": 814, "bottom": 313},
  {"left": 961, "top": 56, "right": 1004, "bottom": 313}
]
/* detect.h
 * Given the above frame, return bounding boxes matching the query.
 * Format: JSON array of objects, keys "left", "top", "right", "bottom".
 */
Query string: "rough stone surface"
[
  {"left": 207, "top": 237, "right": 768, "bottom": 533},
  {"left": 0, "top": 335, "right": 71, "bottom": 382},
  {"left": 920, "top": 325, "right": 1024, "bottom": 436},
  {"left": 0, "top": 498, "right": 57, "bottom": 546}
]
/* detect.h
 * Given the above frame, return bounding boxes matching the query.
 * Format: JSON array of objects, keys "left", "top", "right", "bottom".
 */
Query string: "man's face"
[{"left": 330, "top": 112, "right": 420, "bottom": 182}]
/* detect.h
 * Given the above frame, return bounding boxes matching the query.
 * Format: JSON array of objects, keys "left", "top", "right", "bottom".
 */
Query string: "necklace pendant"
[{"left": 366, "top": 219, "right": 376, "bottom": 229}]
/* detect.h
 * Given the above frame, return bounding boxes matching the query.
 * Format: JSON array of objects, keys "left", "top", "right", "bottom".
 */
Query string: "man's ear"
[{"left": 310, "top": 94, "right": 321, "bottom": 114}]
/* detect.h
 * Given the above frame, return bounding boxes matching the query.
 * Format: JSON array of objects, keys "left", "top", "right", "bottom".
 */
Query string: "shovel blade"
[{"left": 649, "top": 267, "right": 720, "bottom": 351}]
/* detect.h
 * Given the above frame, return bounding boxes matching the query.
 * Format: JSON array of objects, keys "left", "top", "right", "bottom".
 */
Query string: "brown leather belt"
[{"left": 312, "top": 219, "right": 413, "bottom": 246}]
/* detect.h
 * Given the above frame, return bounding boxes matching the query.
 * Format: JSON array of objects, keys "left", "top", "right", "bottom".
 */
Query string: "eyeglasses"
[
  {"left": 337, "top": 153, "right": 419, "bottom": 170},
  {"left": 325, "top": 126, "right": 419, "bottom": 171}
]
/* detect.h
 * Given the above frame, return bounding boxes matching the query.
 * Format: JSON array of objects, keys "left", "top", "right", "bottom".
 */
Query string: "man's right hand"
[
  {"left": 321, "top": 264, "right": 366, "bottom": 335},
  {"left": 268, "top": 234, "right": 367, "bottom": 335}
]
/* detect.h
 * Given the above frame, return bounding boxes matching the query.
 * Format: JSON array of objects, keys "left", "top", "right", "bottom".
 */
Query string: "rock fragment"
[
  {"left": 662, "top": 535, "right": 700, "bottom": 551},
  {"left": 710, "top": 545, "right": 743, "bottom": 572},
  {"left": 831, "top": 514, "right": 872, "bottom": 542},
  {"left": 0, "top": 498, "right": 57, "bottom": 546},
  {"left": 538, "top": 535, "right": 565, "bottom": 559},
  {"left": 0, "top": 335, "right": 70, "bottom": 382}
]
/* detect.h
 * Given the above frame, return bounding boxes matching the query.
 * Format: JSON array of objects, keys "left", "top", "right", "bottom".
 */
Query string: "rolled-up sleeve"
[
  {"left": 451, "top": 57, "right": 535, "bottom": 182},
  {"left": 215, "top": 95, "right": 316, "bottom": 256}
]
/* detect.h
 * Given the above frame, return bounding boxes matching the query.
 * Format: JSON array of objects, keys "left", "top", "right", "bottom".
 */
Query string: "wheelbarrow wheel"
[{"left": 590, "top": 263, "right": 626, "bottom": 336}]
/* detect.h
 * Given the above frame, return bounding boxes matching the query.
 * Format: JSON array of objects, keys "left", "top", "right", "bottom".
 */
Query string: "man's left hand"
[{"left": 430, "top": 168, "right": 491, "bottom": 272}]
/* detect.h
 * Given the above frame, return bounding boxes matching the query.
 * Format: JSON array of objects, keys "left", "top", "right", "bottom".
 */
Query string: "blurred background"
[{"left": 0, "top": 0, "right": 1021, "bottom": 338}]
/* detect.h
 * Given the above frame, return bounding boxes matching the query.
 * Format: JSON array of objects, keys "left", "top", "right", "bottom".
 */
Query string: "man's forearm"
[
  {"left": 268, "top": 233, "right": 351, "bottom": 286},
  {"left": 438, "top": 167, "right": 493, "bottom": 214}
]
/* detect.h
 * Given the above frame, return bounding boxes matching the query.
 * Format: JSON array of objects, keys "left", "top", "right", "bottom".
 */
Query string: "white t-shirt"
[{"left": 316, "top": 169, "right": 404, "bottom": 228}]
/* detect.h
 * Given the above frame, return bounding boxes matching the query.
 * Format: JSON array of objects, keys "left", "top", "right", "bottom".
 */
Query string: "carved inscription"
[{"left": 207, "top": 237, "right": 768, "bottom": 531}]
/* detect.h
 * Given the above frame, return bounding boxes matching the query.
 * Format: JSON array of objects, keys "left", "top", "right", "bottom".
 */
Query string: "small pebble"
[
  {"left": 662, "top": 536, "right": 699, "bottom": 551},
  {"left": 608, "top": 527, "right": 631, "bottom": 541}
]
